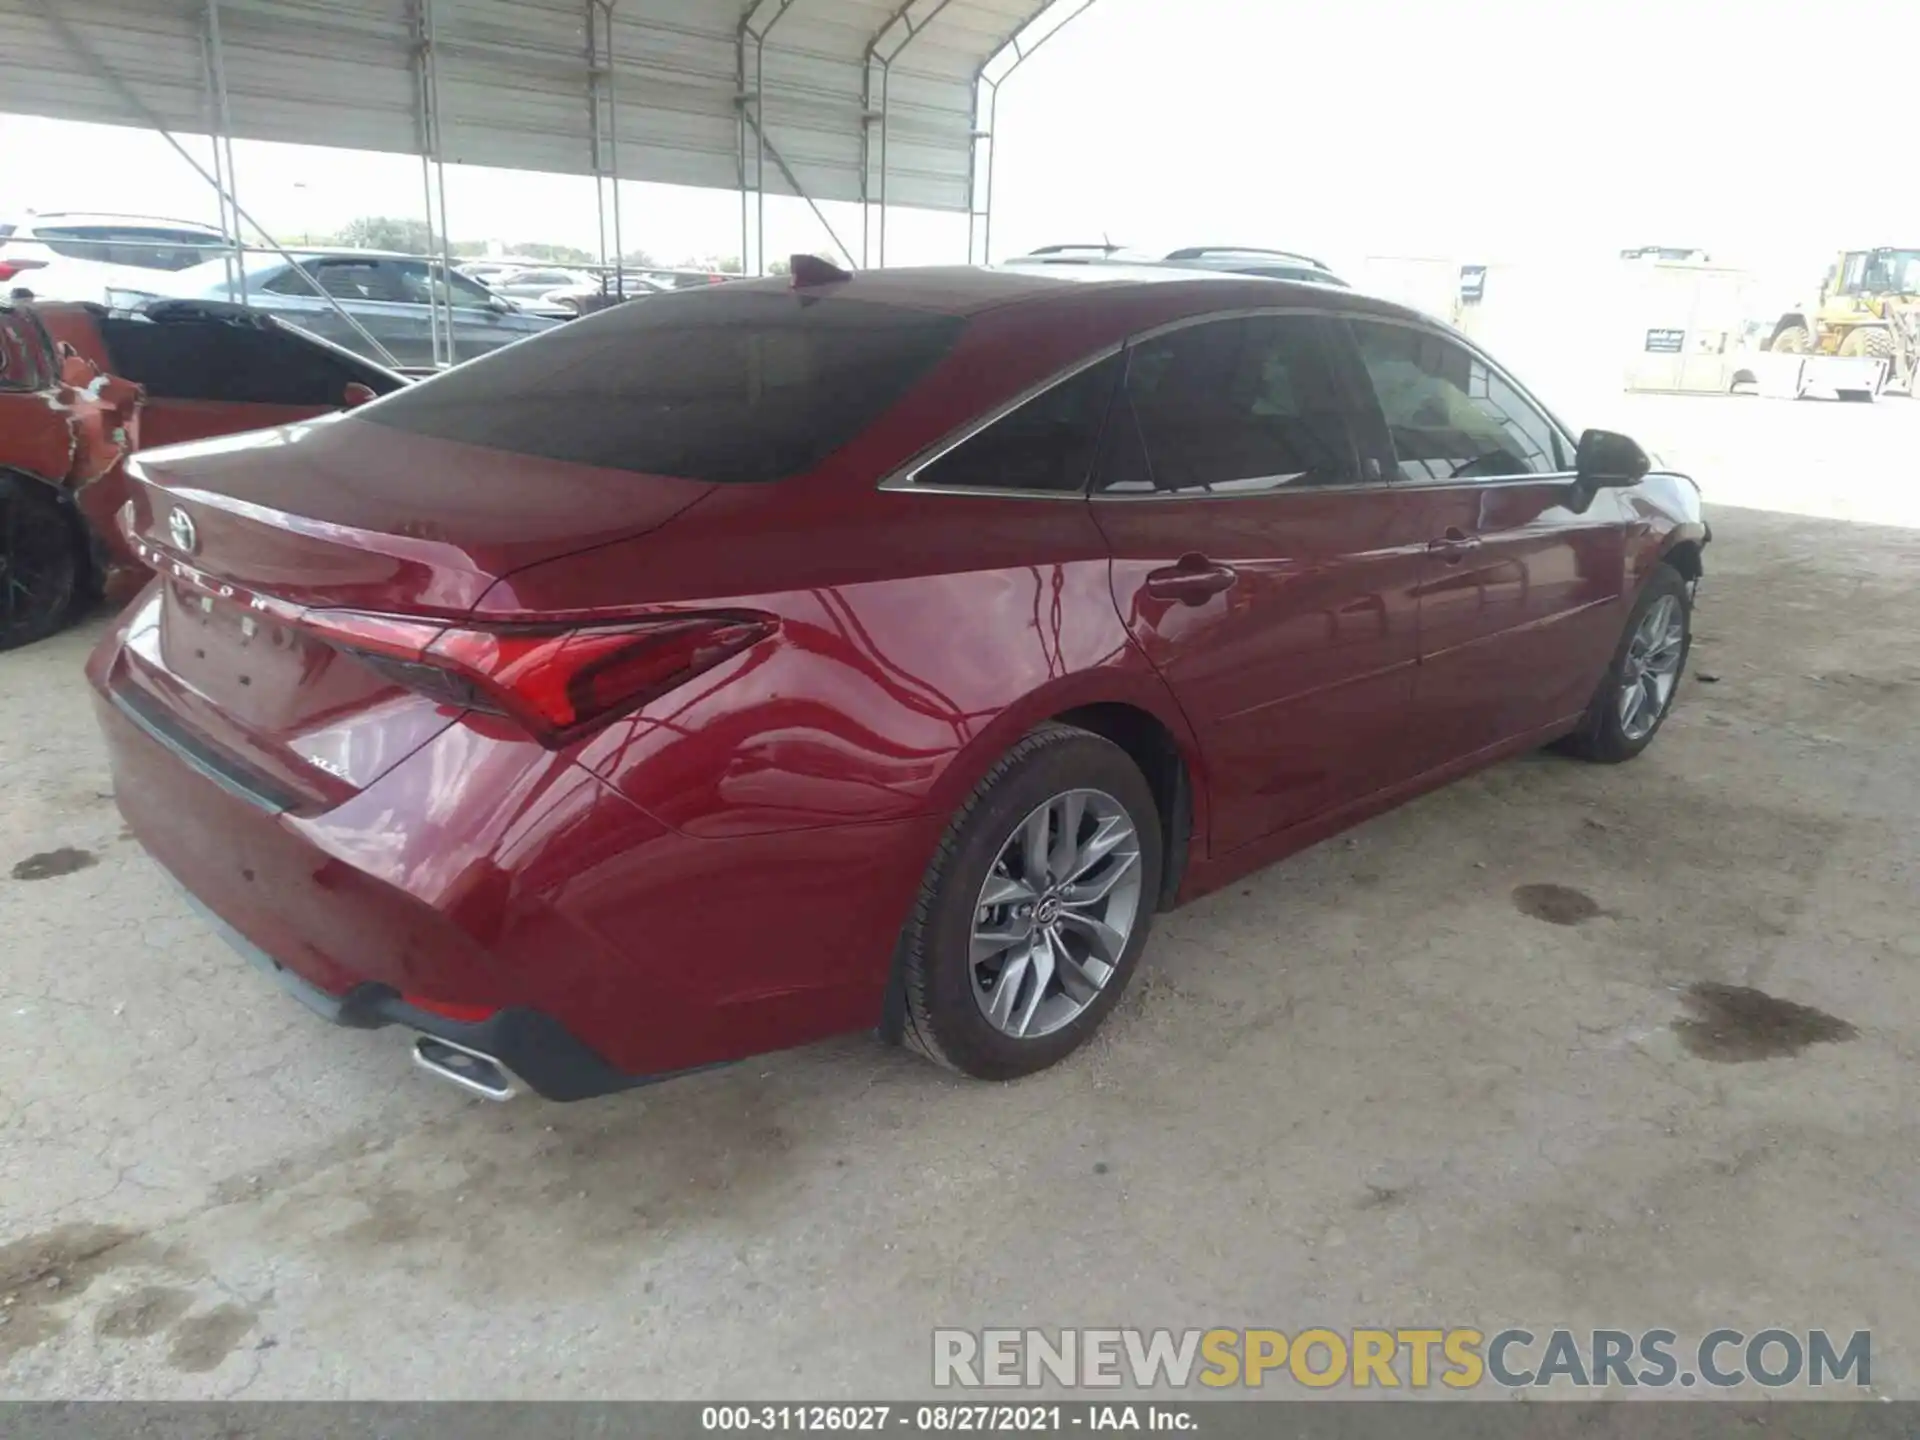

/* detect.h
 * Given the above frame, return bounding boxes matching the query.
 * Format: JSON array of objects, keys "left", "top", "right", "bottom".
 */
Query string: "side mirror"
[
  {"left": 341, "top": 381, "right": 377, "bottom": 409},
  {"left": 488, "top": 294, "right": 513, "bottom": 314},
  {"left": 1575, "top": 428, "right": 1651, "bottom": 488}
]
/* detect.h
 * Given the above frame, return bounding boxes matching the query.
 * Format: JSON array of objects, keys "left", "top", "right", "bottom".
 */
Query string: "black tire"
[
  {"left": 1770, "top": 324, "right": 1811, "bottom": 355},
  {"left": 1839, "top": 326, "right": 1895, "bottom": 360},
  {"left": 896, "top": 724, "right": 1163, "bottom": 1080},
  {"left": 0, "top": 474, "right": 84, "bottom": 653},
  {"left": 1556, "top": 563, "right": 1692, "bottom": 764}
]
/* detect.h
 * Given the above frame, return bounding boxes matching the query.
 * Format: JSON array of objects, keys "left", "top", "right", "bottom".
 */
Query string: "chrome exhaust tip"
[{"left": 412, "top": 1034, "right": 518, "bottom": 1101}]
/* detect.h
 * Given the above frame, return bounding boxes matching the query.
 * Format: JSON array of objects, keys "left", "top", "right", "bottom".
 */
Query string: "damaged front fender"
[{"left": 1, "top": 300, "right": 146, "bottom": 602}]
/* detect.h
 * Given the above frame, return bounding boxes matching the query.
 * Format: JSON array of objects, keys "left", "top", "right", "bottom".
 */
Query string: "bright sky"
[{"left": 2, "top": 0, "right": 1915, "bottom": 291}]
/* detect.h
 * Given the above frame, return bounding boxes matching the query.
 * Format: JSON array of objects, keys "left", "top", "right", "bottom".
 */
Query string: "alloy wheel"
[
  {"left": 969, "top": 788, "right": 1144, "bottom": 1040},
  {"left": 1619, "top": 593, "right": 1686, "bottom": 741}
]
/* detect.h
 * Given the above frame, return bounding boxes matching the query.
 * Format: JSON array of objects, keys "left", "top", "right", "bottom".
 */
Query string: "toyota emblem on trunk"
[{"left": 168, "top": 508, "right": 198, "bottom": 554}]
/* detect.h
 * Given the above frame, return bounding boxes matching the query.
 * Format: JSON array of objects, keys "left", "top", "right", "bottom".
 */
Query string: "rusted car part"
[{"left": 0, "top": 299, "right": 405, "bottom": 651}]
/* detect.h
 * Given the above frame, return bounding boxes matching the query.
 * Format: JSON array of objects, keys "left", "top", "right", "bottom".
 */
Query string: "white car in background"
[
  {"left": 456, "top": 257, "right": 549, "bottom": 285},
  {"left": 483, "top": 265, "right": 597, "bottom": 302},
  {"left": 0, "top": 212, "right": 229, "bottom": 303}
]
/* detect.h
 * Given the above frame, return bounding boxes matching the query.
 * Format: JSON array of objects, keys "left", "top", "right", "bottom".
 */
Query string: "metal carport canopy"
[{"left": 0, "top": 0, "right": 1097, "bottom": 266}]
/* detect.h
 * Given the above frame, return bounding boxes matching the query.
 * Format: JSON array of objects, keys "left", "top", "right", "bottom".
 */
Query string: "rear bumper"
[
  {"left": 89, "top": 622, "right": 935, "bottom": 1095},
  {"left": 172, "top": 882, "right": 670, "bottom": 1101}
]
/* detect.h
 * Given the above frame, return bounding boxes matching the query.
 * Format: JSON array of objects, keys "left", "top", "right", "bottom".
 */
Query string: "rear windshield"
[{"left": 364, "top": 288, "right": 964, "bottom": 483}]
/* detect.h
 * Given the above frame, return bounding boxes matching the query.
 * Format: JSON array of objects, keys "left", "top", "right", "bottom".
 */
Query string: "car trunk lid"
[{"left": 108, "top": 415, "right": 714, "bottom": 810}]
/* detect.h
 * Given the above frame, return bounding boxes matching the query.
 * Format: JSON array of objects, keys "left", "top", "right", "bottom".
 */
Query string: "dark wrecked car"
[{"left": 0, "top": 298, "right": 406, "bottom": 650}]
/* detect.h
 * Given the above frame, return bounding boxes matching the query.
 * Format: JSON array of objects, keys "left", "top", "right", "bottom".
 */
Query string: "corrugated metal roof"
[{"left": 0, "top": 0, "right": 1075, "bottom": 214}]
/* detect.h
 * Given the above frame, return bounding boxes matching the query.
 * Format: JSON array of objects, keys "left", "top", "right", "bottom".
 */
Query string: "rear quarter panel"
[
  {"left": 557, "top": 486, "right": 1200, "bottom": 840},
  {"left": 538, "top": 485, "right": 1206, "bottom": 1032}
]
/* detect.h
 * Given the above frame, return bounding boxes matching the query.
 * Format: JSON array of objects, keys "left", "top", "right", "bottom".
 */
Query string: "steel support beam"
[
  {"left": 411, "top": 0, "right": 445, "bottom": 366},
  {"left": 742, "top": 112, "right": 859, "bottom": 270},
  {"left": 203, "top": 0, "right": 247, "bottom": 305},
  {"left": 737, "top": 0, "right": 817, "bottom": 276},
  {"left": 586, "top": 0, "right": 626, "bottom": 299},
  {"left": 32, "top": 0, "right": 402, "bottom": 369},
  {"left": 860, "top": 0, "right": 955, "bottom": 268},
  {"left": 412, "top": 0, "right": 458, "bottom": 366},
  {"left": 968, "top": 0, "right": 1100, "bottom": 265}
]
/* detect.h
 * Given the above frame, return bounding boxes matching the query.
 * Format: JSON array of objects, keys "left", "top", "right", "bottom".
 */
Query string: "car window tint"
[
  {"left": 913, "top": 354, "right": 1120, "bottom": 494},
  {"left": 99, "top": 316, "right": 397, "bottom": 406},
  {"left": 446, "top": 271, "right": 499, "bottom": 309},
  {"left": 1348, "top": 320, "right": 1562, "bottom": 481},
  {"left": 1095, "top": 315, "right": 1359, "bottom": 495},
  {"left": 392, "top": 261, "right": 495, "bottom": 311},
  {"left": 266, "top": 261, "right": 398, "bottom": 302},
  {"left": 363, "top": 288, "right": 964, "bottom": 483}
]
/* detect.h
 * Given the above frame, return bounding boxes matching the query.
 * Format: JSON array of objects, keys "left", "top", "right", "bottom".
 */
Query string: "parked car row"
[
  {"left": 80, "top": 256, "right": 1705, "bottom": 1102},
  {"left": 104, "top": 251, "right": 565, "bottom": 368}
]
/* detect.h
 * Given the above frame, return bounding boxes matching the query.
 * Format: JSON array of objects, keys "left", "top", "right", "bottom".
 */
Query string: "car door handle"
[
  {"left": 1427, "top": 528, "right": 1482, "bottom": 561},
  {"left": 1145, "top": 555, "right": 1239, "bottom": 605}
]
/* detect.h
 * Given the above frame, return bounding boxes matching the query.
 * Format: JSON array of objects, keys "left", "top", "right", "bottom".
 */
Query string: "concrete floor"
[{"left": 2, "top": 394, "right": 1916, "bottom": 1400}]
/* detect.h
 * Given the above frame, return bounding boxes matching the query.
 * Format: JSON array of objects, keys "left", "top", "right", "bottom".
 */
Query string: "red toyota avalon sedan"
[{"left": 88, "top": 262, "right": 1706, "bottom": 1100}]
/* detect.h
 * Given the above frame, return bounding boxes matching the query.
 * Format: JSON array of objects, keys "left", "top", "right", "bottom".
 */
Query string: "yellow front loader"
[{"left": 1767, "top": 247, "right": 1920, "bottom": 393}]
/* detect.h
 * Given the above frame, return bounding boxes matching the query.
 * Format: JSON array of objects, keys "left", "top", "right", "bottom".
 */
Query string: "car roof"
[
  {"left": 713, "top": 263, "right": 1426, "bottom": 331},
  {"left": 698, "top": 263, "right": 1212, "bottom": 316},
  {"left": 1162, "top": 244, "right": 1334, "bottom": 268},
  {"left": 16, "top": 212, "right": 226, "bottom": 234},
  {"left": 1008, "top": 250, "right": 1344, "bottom": 287}
]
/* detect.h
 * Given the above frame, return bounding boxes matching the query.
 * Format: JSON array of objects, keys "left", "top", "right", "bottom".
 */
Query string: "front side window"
[
  {"left": 1095, "top": 314, "right": 1359, "bottom": 495},
  {"left": 1862, "top": 249, "right": 1920, "bottom": 294},
  {"left": 1348, "top": 319, "right": 1564, "bottom": 482},
  {"left": 912, "top": 354, "right": 1121, "bottom": 494},
  {"left": 266, "top": 261, "right": 397, "bottom": 302},
  {"left": 393, "top": 262, "right": 497, "bottom": 311}
]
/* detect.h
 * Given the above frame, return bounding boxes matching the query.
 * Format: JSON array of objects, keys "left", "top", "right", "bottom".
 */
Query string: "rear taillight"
[
  {"left": 297, "top": 609, "right": 774, "bottom": 745},
  {"left": 0, "top": 258, "right": 47, "bottom": 284}
]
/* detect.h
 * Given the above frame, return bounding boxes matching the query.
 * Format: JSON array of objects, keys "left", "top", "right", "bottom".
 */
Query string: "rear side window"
[
  {"left": 395, "top": 262, "right": 497, "bottom": 312},
  {"left": 100, "top": 317, "right": 402, "bottom": 406},
  {"left": 913, "top": 354, "right": 1121, "bottom": 494},
  {"left": 1348, "top": 320, "right": 1566, "bottom": 481},
  {"left": 1096, "top": 315, "right": 1359, "bottom": 495},
  {"left": 365, "top": 289, "right": 965, "bottom": 483}
]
